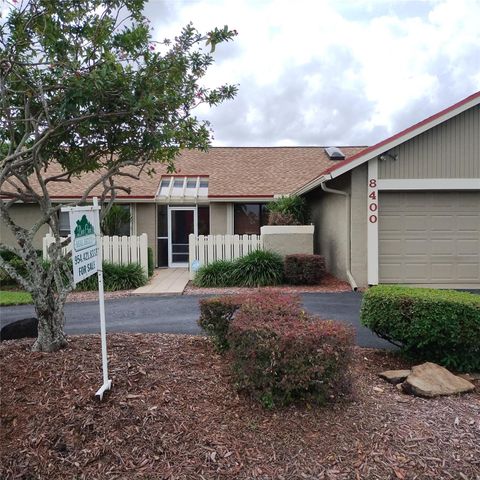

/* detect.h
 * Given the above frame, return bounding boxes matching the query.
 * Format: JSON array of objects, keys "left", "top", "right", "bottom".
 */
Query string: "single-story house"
[{"left": 1, "top": 91, "right": 479, "bottom": 288}]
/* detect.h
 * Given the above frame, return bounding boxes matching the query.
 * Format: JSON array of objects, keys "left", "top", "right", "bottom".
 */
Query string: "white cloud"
[{"left": 147, "top": 0, "right": 480, "bottom": 146}]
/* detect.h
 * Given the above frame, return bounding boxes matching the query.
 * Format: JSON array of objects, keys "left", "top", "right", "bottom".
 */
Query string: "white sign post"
[{"left": 62, "top": 197, "right": 112, "bottom": 400}]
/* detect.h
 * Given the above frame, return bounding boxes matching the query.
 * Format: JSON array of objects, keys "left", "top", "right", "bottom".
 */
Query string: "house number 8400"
[{"left": 368, "top": 178, "right": 378, "bottom": 223}]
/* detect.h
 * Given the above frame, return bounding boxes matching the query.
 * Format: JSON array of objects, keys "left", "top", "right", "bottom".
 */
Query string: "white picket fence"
[
  {"left": 43, "top": 233, "right": 149, "bottom": 275},
  {"left": 188, "top": 234, "right": 263, "bottom": 279}
]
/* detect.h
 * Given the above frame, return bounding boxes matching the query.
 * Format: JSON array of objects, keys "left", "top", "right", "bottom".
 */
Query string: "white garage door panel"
[{"left": 379, "top": 191, "right": 480, "bottom": 285}]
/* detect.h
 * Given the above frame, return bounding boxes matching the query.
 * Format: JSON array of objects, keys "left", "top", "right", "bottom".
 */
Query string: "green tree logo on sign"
[{"left": 74, "top": 215, "right": 96, "bottom": 251}]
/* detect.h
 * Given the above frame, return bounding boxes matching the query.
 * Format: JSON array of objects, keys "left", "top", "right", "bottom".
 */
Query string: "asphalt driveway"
[{"left": 0, "top": 292, "right": 393, "bottom": 349}]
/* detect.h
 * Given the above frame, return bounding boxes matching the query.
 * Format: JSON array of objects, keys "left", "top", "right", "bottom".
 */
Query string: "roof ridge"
[
  {"left": 321, "top": 90, "right": 480, "bottom": 178},
  {"left": 206, "top": 145, "right": 368, "bottom": 149}
]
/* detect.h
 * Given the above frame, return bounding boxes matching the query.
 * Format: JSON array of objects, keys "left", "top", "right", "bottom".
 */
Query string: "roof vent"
[{"left": 325, "top": 147, "right": 345, "bottom": 160}]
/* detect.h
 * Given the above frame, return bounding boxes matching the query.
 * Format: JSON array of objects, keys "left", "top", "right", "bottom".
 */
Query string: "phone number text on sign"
[
  {"left": 74, "top": 247, "right": 98, "bottom": 265},
  {"left": 368, "top": 178, "right": 378, "bottom": 223},
  {"left": 74, "top": 247, "right": 98, "bottom": 278}
]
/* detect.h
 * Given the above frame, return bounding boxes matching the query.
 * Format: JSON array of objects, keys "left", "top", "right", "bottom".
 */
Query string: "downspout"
[{"left": 320, "top": 181, "right": 358, "bottom": 291}]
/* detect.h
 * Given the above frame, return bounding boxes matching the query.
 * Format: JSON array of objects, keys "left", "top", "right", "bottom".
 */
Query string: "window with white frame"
[
  {"left": 102, "top": 204, "right": 131, "bottom": 236},
  {"left": 57, "top": 204, "right": 132, "bottom": 237},
  {"left": 157, "top": 176, "right": 209, "bottom": 199},
  {"left": 58, "top": 211, "right": 70, "bottom": 237}
]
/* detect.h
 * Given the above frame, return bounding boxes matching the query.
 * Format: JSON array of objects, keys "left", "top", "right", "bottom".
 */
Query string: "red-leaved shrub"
[
  {"left": 228, "top": 294, "right": 354, "bottom": 407},
  {"left": 198, "top": 291, "right": 301, "bottom": 351},
  {"left": 284, "top": 254, "right": 326, "bottom": 285}
]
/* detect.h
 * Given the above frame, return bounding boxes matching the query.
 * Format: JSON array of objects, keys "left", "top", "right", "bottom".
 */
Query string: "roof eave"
[
  {"left": 294, "top": 90, "right": 480, "bottom": 195},
  {"left": 294, "top": 174, "right": 332, "bottom": 196},
  {"left": 328, "top": 91, "right": 480, "bottom": 180}
]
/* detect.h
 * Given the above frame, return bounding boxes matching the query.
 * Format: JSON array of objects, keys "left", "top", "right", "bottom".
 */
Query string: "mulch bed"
[
  {"left": 1, "top": 334, "right": 478, "bottom": 479},
  {"left": 184, "top": 273, "right": 352, "bottom": 295}
]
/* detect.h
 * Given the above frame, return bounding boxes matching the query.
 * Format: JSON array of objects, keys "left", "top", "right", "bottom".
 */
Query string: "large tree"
[{"left": 0, "top": 0, "right": 237, "bottom": 352}]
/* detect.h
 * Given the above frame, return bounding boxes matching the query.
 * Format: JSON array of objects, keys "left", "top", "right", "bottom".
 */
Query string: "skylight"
[
  {"left": 325, "top": 147, "right": 346, "bottom": 160},
  {"left": 157, "top": 176, "right": 209, "bottom": 199}
]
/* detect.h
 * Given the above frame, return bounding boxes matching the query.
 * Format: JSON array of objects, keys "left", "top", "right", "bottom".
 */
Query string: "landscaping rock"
[
  {"left": 379, "top": 369, "right": 411, "bottom": 384},
  {"left": 401, "top": 362, "right": 475, "bottom": 398},
  {"left": 0, "top": 318, "right": 38, "bottom": 341}
]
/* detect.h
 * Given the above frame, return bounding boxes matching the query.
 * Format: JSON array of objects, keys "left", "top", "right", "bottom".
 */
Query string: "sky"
[{"left": 144, "top": 0, "right": 480, "bottom": 147}]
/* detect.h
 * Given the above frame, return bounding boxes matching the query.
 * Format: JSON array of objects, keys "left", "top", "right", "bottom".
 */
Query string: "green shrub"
[
  {"left": 147, "top": 247, "right": 154, "bottom": 277},
  {"left": 0, "top": 250, "right": 29, "bottom": 286},
  {"left": 101, "top": 204, "right": 132, "bottom": 235},
  {"left": 228, "top": 293, "right": 354, "bottom": 407},
  {"left": 75, "top": 262, "right": 147, "bottom": 292},
  {"left": 198, "top": 291, "right": 301, "bottom": 351},
  {"left": 231, "top": 250, "right": 284, "bottom": 287},
  {"left": 284, "top": 254, "right": 326, "bottom": 285},
  {"left": 361, "top": 285, "right": 480, "bottom": 372},
  {"left": 0, "top": 248, "right": 147, "bottom": 292},
  {"left": 0, "top": 249, "right": 19, "bottom": 262},
  {"left": 267, "top": 195, "right": 309, "bottom": 225},
  {"left": 193, "top": 250, "right": 284, "bottom": 288},
  {"left": 193, "top": 260, "right": 235, "bottom": 288}
]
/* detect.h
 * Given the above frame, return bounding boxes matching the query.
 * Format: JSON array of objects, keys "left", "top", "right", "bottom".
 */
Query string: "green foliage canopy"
[
  {"left": 0, "top": 0, "right": 237, "bottom": 352},
  {"left": 0, "top": 0, "right": 237, "bottom": 196}
]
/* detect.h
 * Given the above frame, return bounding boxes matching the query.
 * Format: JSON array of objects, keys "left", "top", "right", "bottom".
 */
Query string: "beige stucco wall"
[
  {"left": 304, "top": 174, "right": 350, "bottom": 280},
  {"left": 350, "top": 164, "right": 368, "bottom": 287},
  {"left": 210, "top": 203, "right": 229, "bottom": 234},
  {"left": 135, "top": 203, "right": 156, "bottom": 263},
  {"left": 0, "top": 204, "right": 49, "bottom": 251},
  {"left": 261, "top": 225, "right": 314, "bottom": 257}
]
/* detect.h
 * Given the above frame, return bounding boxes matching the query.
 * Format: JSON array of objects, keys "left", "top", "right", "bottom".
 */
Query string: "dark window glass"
[
  {"left": 198, "top": 206, "right": 210, "bottom": 235},
  {"left": 234, "top": 203, "right": 267, "bottom": 235},
  {"left": 186, "top": 179, "right": 196, "bottom": 188},
  {"left": 115, "top": 205, "right": 131, "bottom": 236},
  {"left": 171, "top": 209, "right": 194, "bottom": 264},
  {"left": 59, "top": 211, "right": 70, "bottom": 237},
  {"left": 260, "top": 204, "right": 269, "bottom": 227},
  {"left": 157, "top": 239, "right": 168, "bottom": 267},
  {"left": 157, "top": 205, "right": 167, "bottom": 237}
]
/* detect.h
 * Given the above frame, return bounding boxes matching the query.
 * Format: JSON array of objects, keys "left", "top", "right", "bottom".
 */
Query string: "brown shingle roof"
[
  {"left": 2, "top": 164, "right": 161, "bottom": 200},
  {"left": 169, "top": 147, "right": 365, "bottom": 197},
  {"left": 3, "top": 146, "right": 366, "bottom": 200}
]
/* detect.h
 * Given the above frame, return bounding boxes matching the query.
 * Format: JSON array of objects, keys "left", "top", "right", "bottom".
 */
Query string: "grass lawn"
[
  {"left": 0, "top": 290, "right": 32, "bottom": 306},
  {"left": 1, "top": 333, "right": 478, "bottom": 479}
]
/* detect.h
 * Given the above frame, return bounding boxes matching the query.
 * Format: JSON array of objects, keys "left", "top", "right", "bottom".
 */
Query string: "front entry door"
[{"left": 168, "top": 207, "right": 197, "bottom": 267}]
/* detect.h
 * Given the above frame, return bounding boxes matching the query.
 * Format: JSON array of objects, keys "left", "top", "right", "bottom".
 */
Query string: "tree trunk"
[{"left": 32, "top": 294, "right": 68, "bottom": 352}]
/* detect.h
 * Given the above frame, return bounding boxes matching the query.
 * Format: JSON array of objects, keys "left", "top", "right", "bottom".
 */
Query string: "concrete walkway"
[{"left": 133, "top": 268, "right": 190, "bottom": 295}]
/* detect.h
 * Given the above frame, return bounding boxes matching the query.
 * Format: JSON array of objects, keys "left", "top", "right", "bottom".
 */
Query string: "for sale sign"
[
  {"left": 62, "top": 199, "right": 111, "bottom": 400},
  {"left": 69, "top": 210, "right": 98, "bottom": 285}
]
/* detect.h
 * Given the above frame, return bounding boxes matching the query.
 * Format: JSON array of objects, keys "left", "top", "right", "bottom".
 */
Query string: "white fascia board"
[
  {"left": 51, "top": 197, "right": 154, "bottom": 203},
  {"left": 367, "top": 158, "right": 379, "bottom": 285},
  {"left": 294, "top": 175, "right": 332, "bottom": 196},
  {"left": 330, "top": 96, "right": 480, "bottom": 180},
  {"left": 207, "top": 197, "right": 275, "bottom": 203},
  {"left": 378, "top": 178, "right": 480, "bottom": 190},
  {"left": 156, "top": 197, "right": 210, "bottom": 204}
]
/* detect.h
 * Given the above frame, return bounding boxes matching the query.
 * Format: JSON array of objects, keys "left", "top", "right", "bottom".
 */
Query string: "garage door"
[{"left": 379, "top": 191, "right": 480, "bottom": 285}]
